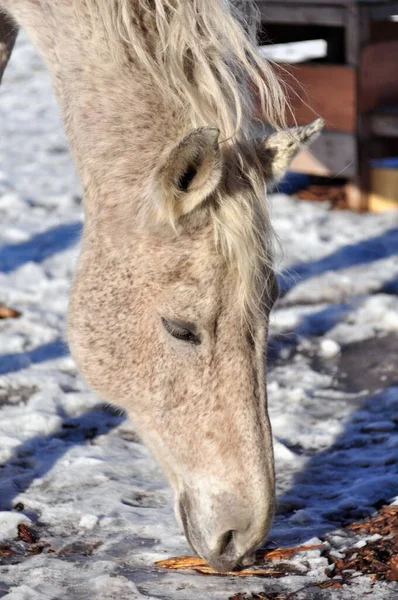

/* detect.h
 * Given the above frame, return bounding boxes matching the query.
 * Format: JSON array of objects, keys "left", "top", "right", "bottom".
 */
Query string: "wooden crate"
[
  {"left": 369, "top": 161, "right": 398, "bottom": 211},
  {"left": 255, "top": 0, "right": 398, "bottom": 211}
]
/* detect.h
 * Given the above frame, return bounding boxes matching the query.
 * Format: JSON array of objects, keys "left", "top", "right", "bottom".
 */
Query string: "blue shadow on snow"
[
  {"left": 279, "top": 227, "right": 398, "bottom": 295},
  {"left": 0, "top": 405, "right": 126, "bottom": 511},
  {"left": 271, "top": 386, "right": 398, "bottom": 547},
  {"left": 0, "top": 340, "right": 69, "bottom": 376},
  {"left": 0, "top": 221, "right": 82, "bottom": 273}
]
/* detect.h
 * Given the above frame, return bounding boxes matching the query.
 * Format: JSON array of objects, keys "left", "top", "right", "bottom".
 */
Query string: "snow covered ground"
[{"left": 0, "top": 34, "right": 397, "bottom": 600}]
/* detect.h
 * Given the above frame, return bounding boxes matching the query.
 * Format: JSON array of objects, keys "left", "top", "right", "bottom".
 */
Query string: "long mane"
[
  {"left": 80, "top": 0, "right": 286, "bottom": 138},
  {"left": 78, "top": 0, "right": 287, "bottom": 319}
]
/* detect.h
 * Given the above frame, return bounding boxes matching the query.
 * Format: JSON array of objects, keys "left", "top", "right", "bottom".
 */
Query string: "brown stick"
[{"left": 0, "top": 10, "right": 18, "bottom": 83}]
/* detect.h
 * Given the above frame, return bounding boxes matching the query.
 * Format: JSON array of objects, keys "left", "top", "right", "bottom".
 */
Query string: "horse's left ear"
[
  {"left": 157, "top": 126, "right": 222, "bottom": 225},
  {"left": 258, "top": 118, "right": 324, "bottom": 187}
]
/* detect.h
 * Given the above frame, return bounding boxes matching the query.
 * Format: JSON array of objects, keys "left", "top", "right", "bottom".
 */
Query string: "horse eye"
[{"left": 161, "top": 317, "right": 201, "bottom": 345}]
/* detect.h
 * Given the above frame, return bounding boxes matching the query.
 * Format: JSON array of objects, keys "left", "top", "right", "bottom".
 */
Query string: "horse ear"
[
  {"left": 259, "top": 118, "right": 324, "bottom": 187},
  {"left": 157, "top": 126, "right": 222, "bottom": 225}
]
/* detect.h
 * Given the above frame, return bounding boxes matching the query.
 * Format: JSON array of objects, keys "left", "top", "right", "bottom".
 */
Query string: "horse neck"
[{"left": 6, "top": 1, "right": 183, "bottom": 227}]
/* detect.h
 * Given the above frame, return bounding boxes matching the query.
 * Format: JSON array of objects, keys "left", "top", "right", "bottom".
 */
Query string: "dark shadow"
[
  {"left": 0, "top": 221, "right": 82, "bottom": 273},
  {"left": 276, "top": 172, "right": 348, "bottom": 196},
  {"left": 272, "top": 386, "right": 398, "bottom": 547},
  {"left": 0, "top": 405, "right": 126, "bottom": 511},
  {"left": 276, "top": 171, "right": 313, "bottom": 195},
  {"left": 380, "top": 274, "right": 398, "bottom": 295},
  {"left": 296, "top": 302, "right": 353, "bottom": 338},
  {"left": 268, "top": 302, "right": 353, "bottom": 364},
  {"left": 0, "top": 339, "right": 69, "bottom": 375},
  {"left": 279, "top": 227, "right": 398, "bottom": 295}
]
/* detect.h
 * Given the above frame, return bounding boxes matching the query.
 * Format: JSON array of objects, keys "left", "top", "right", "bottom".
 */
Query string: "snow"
[
  {"left": 0, "top": 33, "right": 397, "bottom": 599},
  {"left": 319, "top": 339, "right": 341, "bottom": 359}
]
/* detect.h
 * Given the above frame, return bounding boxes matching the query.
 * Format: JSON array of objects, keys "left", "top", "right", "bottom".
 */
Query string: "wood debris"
[
  {"left": 296, "top": 184, "right": 348, "bottom": 210},
  {"left": 325, "top": 506, "right": 398, "bottom": 582},
  {"left": 0, "top": 546, "right": 17, "bottom": 557},
  {"left": 155, "top": 555, "right": 284, "bottom": 577},
  {"left": 17, "top": 523, "right": 39, "bottom": 544},
  {"left": 315, "top": 578, "right": 343, "bottom": 589},
  {"left": 155, "top": 544, "right": 324, "bottom": 577},
  {"left": 261, "top": 543, "right": 324, "bottom": 560},
  {"left": 229, "top": 593, "right": 286, "bottom": 600},
  {"left": 0, "top": 303, "right": 21, "bottom": 319}
]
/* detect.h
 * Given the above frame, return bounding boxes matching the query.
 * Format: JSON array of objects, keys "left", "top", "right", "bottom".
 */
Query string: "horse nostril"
[
  {"left": 218, "top": 529, "right": 234, "bottom": 556},
  {"left": 206, "top": 529, "right": 240, "bottom": 572}
]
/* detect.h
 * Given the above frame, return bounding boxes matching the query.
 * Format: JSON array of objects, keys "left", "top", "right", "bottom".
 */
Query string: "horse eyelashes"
[{"left": 161, "top": 317, "right": 201, "bottom": 345}]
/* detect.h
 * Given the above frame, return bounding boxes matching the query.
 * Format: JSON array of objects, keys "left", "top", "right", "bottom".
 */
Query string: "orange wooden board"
[{"left": 255, "top": 63, "right": 356, "bottom": 133}]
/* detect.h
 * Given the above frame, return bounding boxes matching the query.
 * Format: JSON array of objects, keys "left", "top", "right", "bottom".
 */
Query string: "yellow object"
[{"left": 369, "top": 164, "right": 398, "bottom": 212}]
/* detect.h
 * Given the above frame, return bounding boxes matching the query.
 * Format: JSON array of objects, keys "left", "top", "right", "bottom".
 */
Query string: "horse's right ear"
[{"left": 156, "top": 127, "right": 222, "bottom": 226}]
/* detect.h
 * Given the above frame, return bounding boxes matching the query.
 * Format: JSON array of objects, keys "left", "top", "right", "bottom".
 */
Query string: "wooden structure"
[
  {"left": 255, "top": 0, "right": 398, "bottom": 210},
  {"left": 1, "top": 4, "right": 398, "bottom": 210}
]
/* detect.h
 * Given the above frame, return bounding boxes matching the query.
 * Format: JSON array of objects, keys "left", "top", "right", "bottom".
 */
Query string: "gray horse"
[{"left": 0, "top": 0, "right": 322, "bottom": 571}]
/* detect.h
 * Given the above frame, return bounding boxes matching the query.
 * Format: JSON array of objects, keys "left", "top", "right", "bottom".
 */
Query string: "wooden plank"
[
  {"left": 290, "top": 131, "right": 357, "bottom": 177},
  {"left": 345, "top": 2, "right": 362, "bottom": 66},
  {"left": 369, "top": 165, "right": 398, "bottom": 211},
  {"left": 257, "top": 3, "right": 346, "bottom": 26},
  {"left": 360, "top": 41, "right": 398, "bottom": 112},
  {"left": 370, "top": 1, "right": 398, "bottom": 20},
  {"left": 256, "top": 0, "right": 398, "bottom": 6},
  {"left": 269, "top": 63, "right": 357, "bottom": 132},
  {"left": 370, "top": 20, "right": 398, "bottom": 42}
]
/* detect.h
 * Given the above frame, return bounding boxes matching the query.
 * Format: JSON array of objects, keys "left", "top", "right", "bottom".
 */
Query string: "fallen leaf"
[
  {"left": 154, "top": 555, "right": 284, "bottom": 577},
  {"left": 155, "top": 543, "right": 324, "bottom": 573},
  {"left": 347, "top": 506, "right": 398, "bottom": 536},
  {"left": 315, "top": 579, "right": 343, "bottom": 589},
  {"left": 0, "top": 304, "right": 21, "bottom": 319},
  {"left": 0, "top": 546, "right": 16, "bottom": 557},
  {"left": 229, "top": 594, "right": 284, "bottom": 600},
  {"left": 155, "top": 556, "right": 206, "bottom": 569},
  {"left": 262, "top": 543, "right": 325, "bottom": 560},
  {"left": 387, "top": 554, "right": 398, "bottom": 581},
  {"left": 17, "top": 523, "right": 39, "bottom": 544}
]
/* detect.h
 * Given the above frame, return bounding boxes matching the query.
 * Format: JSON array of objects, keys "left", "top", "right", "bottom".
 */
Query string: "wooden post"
[
  {"left": 0, "top": 11, "right": 18, "bottom": 84},
  {"left": 344, "top": 2, "right": 372, "bottom": 211}
]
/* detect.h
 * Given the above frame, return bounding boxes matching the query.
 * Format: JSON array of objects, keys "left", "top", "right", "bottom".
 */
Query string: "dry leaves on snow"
[
  {"left": 296, "top": 184, "right": 348, "bottom": 210},
  {"left": 155, "top": 555, "right": 284, "bottom": 577},
  {"left": 155, "top": 544, "right": 324, "bottom": 577},
  {"left": 325, "top": 506, "right": 398, "bottom": 582},
  {"left": 260, "top": 543, "right": 324, "bottom": 561},
  {"left": 17, "top": 523, "right": 39, "bottom": 544},
  {"left": 229, "top": 593, "right": 287, "bottom": 600}
]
